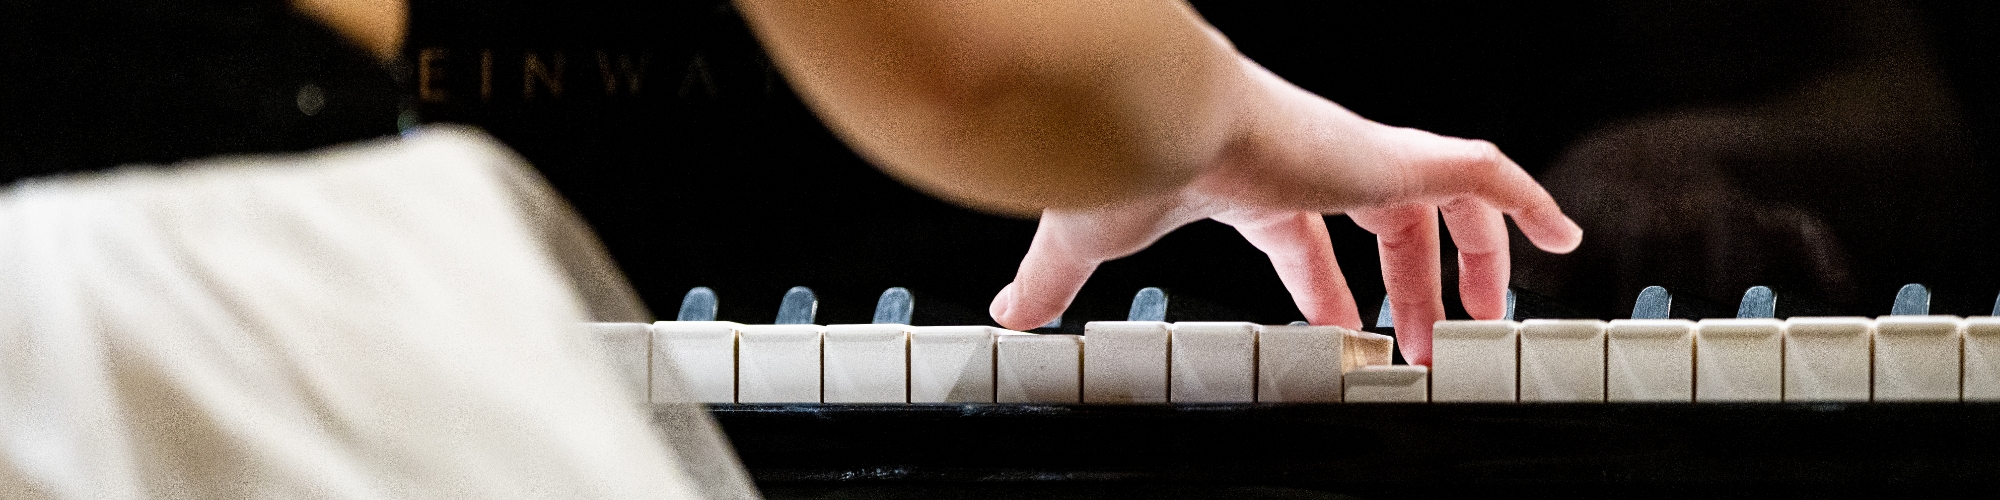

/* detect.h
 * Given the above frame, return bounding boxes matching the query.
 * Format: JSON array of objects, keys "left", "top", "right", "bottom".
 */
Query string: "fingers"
[
  {"left": 1349, "top": 204, "right": 1445, "bottom": 366},
  {"left": 990, "top": 218, "right": 1103, "bottom": 331},
  {"left": 1376, "top": 129, "right": 1583, "bottom": 254},
  {"left": 1215, "top": 210, "right": 1363, "bottom": 330},
  {"left": 1439, "top": 198, "right": 1509, "bottom": 320}
]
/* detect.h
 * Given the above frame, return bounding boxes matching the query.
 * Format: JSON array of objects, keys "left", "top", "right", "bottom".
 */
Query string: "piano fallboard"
[{"left": 698, "top": 403, "right": 2000, "bottom": 495}]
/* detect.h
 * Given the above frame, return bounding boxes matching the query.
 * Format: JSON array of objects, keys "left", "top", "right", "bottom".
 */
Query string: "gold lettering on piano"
[
  {"left": 597, "top": 51, "right": 649, "bottom": 96},
  {"left": 411, "top": 47, "right": 768, "bottom": 105},
  {"left": 523, "top": 51, "right": 565, "bottom": 100},
  {"left": 417, "top": 47, "right": 450, "bottom": 103},
  {"left": 480, "top": 49, "right": 494, "bottom": 102},
  {"left": 678, "top": 53, "right": 718, "bottom": 99}
]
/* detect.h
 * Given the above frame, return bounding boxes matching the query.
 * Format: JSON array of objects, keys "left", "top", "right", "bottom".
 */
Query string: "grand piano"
[{"left": 410, "top": 0, "right": 2000, "bottom": 496}]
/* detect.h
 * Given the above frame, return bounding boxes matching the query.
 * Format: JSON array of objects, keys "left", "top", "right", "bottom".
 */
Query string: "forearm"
[
  {"left": 734, "top": 0, "right": 1253, "bottom": 215},
  {"left": 292, "top": 0, "right": 406, "bottom": 60}
]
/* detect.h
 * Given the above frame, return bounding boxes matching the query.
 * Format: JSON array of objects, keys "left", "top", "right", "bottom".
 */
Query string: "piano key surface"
[
  {"left": 634, "top": 286, "right": 2000, "bottom": 495},
  {"left": 1254, "top": 324, "right": 1346, "bottom": 403},
  {"left": 1168, "top": 322, "right": 1259, "bottom": 403},
  {"left": 1605, "top": 319, "right": 1695, "bottom": 402},
  {"left": 1081, "top": 321, "right": 1171, "bottom": 404},
  {"left": 908, "top": 326, "right": 1003, "bottom": 403},
  {"left": 1431, "top": 320, "right": 1518, "bottom": 402},
  {"left": 631, "top": 286, "right": 2000, "bottom": 407},
  {"left": 737, "top": 324, "right": 824, "bottom": 403},
  {"left": 1872, "top": 315, "right": 1963, "bottom": 401},
  {"left": 651, "top": 320, "right": 741, "bottom": 404},
  {"left": 1784, "top": 317, "right": 1873, "bottom": 401},
  {"left": 822, "top": 324, "right": 910, "bottom": 403},
  {"left": 1694, "top": 318, "right": 1783, "bottom": 402},
  {"left": 996, "top": 333, "right": 1082, "bottom": 404},
  {"left": 1965, "top": 317, "right": 2000, "bottom": 401},
  {"left": 1519, "top": 319, "right": 1606, "bottom": 402}
]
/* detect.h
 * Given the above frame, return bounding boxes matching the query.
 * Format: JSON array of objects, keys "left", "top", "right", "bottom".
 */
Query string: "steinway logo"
[{"left": 414, "top": 47, "right": 781, "bottom": 105}]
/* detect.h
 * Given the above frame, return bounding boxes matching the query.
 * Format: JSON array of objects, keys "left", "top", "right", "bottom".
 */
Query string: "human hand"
[
  {"left": 988, "top": 58, "right": 1583, "bottom": 365},
  {"left": 1515, "top": 111, "right": 1860, "bottom": 317}
]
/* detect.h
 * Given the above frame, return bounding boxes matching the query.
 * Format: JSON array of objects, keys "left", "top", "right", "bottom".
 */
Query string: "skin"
[
  {"left": 303, "top": 0, "right": 1583, "bottom": 364},
  {"left": 292, "top": 0, "right": 406, "bottom": 60}
]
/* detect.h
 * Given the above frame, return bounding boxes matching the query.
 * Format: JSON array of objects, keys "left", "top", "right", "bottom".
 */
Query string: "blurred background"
[{"left": 8, "top": 0, "right": 1998, "bottom": 328}]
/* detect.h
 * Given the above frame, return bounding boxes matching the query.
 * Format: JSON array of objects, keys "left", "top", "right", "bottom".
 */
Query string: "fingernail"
[{"left": 989, "top": 284, "right": 1015, "bottom": 321}]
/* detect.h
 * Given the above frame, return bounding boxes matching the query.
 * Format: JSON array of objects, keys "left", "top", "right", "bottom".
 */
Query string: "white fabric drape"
[{"left": 0, "top": 126, "right": 755, "bottom": 498}]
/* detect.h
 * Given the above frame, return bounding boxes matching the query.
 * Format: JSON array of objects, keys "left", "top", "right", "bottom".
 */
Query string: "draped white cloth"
[{"left": 0, "top": 127, "right": 756, "bottom": 498}]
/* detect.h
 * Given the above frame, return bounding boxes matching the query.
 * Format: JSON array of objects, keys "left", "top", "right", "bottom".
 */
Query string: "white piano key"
[
  {"left": 1431, "top": 320, "right": 1520, "bottom": 402},
  {"left": 1083, "top": 321, "right": 1171, "bottom": 403},
  {"left": 1782, "top": 317, "right": 1873, "bottom": 402},
  {"left": 1964, "top": 317, "right": 2000, "bottom": 401},
  {"left": 1343, "top": 365, "right": 1430, "bottom": 402},
  {"left": 1694, "top": 318, "right": 1783, "bottom": 402},
  {"left": 584, "top": 322, "right": 651, "bottom": 401},
  {"left": 1606, "top": 319, "right": 1695, "bottom": 402},
  {"left": 1343, "top": 330, "right": 1395, "bottom": 372},
  {"left": 909, "top": 326, "right": 1003, "bottom": 403},
  {"left": 1873, "top": 315, "right": 1963, "bottom": 401},
  {"left": 736, "top": 324, "right": 824, "bottom": 403},
  {"left": 1169, "top": 322, "right": 1259, "bottom": 403},
  {"left": 822, "top": 324, "right": 910, "bottom": 403},
  {"left": 1256, "top": 324, "right": 1347, "bottom": 403},
  {"left": 997, "top": 333, "right": 1082, "bottom": 403},
  {"left": 1519, "top": 320, "right": 1607, "bottom": 402},
  {"left": 652, "top": 321, "right": 741, "bottom": 403}
]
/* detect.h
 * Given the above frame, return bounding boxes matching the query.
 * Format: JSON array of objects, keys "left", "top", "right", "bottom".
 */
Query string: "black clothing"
[{"left": 0, "top": 0, "right": 404, "bottom": 183}]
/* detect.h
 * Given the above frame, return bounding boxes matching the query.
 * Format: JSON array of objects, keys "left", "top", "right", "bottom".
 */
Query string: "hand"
[
  {"left": 1515, "top": 111, "right": 1861, "bottom": 317},
  {"left": 988, "top": 58, "right": 1583, "bottom": 365}
]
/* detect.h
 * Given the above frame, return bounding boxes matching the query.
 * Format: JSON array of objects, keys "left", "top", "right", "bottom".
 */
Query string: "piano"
[
  {"left": 408, "top": 0, "right": 2000, "bottom": 496},
  {"left": 581, "top": 284, "right": 2000, "bottom": 496}
]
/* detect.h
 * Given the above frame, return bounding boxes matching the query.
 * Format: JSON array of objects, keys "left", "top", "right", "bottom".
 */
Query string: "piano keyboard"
[{"left": 600, "top": 283, "right": 2000, "bottom": 405}]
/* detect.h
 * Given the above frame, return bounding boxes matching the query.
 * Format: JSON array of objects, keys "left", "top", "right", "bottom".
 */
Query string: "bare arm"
[
  {"left": 292, "top": 0, "right": 406, "bottom": 60},
  {"left": 738, "top": 0, "right": 1583, "bottom": 364},
  {"left": 734, "top": 0, "right": 1246, "bottom": 215}
]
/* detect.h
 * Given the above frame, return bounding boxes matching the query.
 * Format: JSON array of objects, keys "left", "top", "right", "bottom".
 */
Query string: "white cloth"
[{"left": 0, "top": 127, "right": 755, "bottom": 498}]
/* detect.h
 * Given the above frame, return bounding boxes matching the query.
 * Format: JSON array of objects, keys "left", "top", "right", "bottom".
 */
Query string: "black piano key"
[
  {"left": 1766, "top": 286, "right": 1841, "bottom": 319},
  {"left": 677, "top": 286, "right": 718, "bottom": 322},
  {"left": 1369, "top": 296, "right": 1408, "bottom": 365},
  {"left": 1127, "top": 287, "right": 1168, "bottom": 322},
  {"left": 1373, "top": 296, "right": 1394, "bottom": 330},
  {"left": 775, "top": 286, "right": 818, "bottom": 324},
  {"left": 1504, "top": 289, "right": 1517, "bottom": 321},
  {"left": 1891, "top": 283, "right": 1930, "bottom": 316},
  {"left": 871, "top": 287, "right": 914, "bottom": 325},
  {"left": 1507, "top": 287, "right": 1588, "bottom": 321},
  {"left": 1993, "top": 291, "right": 2000, "bottom": 317},
  {"left": 1736, "top": 286, "right": 1776, "bottom": 319},
  {"left": 1890, "top": 284, "right": 1990, "bottom": 316},
  {"left": 1631, "top": 286, "right": 1672, "bottom": 319}
]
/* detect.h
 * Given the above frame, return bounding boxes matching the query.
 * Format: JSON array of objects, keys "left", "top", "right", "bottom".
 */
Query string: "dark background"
[{"left": 403, "top": 0, "right": 2000, "bottom": 329}]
